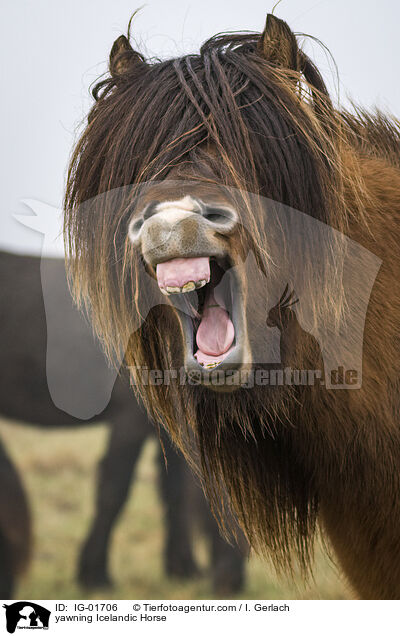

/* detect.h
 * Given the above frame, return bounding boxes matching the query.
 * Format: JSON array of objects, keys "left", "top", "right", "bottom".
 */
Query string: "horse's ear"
[
  {"left": 109, "top": 35, "right": 146, "bottom": 77},
  {"left": 258, "top": 14, "right": 299, "bottom": 71}
]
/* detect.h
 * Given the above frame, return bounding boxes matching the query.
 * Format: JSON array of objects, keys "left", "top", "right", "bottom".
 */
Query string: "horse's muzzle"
[{"left": 128, "top": 195, "right": 238, "bottom": 266}]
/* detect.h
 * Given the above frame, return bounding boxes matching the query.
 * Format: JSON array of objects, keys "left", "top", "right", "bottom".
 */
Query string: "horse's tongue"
[{"left": 196, "top": 294, "right": 234, "bottom": 356}]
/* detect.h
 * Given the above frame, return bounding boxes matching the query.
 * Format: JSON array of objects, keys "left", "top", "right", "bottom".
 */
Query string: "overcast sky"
[{"left": 2, "top": 0, "right": 399, "bottom": 255}]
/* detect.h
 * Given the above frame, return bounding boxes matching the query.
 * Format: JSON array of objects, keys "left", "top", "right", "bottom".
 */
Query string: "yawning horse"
[{"left": 65, "top": 14, "right": 400, "bottom": 598}]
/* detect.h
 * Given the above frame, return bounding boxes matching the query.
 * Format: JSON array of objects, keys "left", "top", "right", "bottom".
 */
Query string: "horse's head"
[{"left": 127, "top": 178, "right": 253, "bottom": 380}]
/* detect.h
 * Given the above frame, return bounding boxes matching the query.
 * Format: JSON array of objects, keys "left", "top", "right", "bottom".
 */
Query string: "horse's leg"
[
  {"left": 0, "top": 437, "right": 31, "bottom": 598},
  {"left": 201, "top": 499, "right": 247, "bottom": 595},
  {"left": 78, "top": 406, "right": 149, "bottom": 587},
  {"left": 158, "top": 429, "right": 199, "bottom": 578}
]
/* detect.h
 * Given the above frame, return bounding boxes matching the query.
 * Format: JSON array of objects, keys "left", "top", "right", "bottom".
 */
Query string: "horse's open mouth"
[{"left": 156, "top": 256, "right": 248, "bottom": 378}]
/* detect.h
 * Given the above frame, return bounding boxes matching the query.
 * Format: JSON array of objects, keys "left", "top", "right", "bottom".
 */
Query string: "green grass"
[{"left": 0, "top": 418, "right": 350, "bottom": 599}]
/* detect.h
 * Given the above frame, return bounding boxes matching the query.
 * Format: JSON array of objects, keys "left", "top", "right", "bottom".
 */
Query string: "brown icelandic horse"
[{"left": 64, "top": 14, "right": 400, "bottom": 599}]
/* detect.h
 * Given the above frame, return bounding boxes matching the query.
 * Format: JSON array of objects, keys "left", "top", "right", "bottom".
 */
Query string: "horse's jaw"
[{"left": 156, "top": 255, "right": 252, "bottom": 390}]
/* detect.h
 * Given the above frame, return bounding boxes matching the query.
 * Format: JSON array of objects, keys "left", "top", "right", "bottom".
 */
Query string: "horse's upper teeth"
[
  {"left": 161, "top": 279, "right": 208, "bottom": 295},
  {"left": 182, "top": 281, "right": 196, "bottom": 292}
]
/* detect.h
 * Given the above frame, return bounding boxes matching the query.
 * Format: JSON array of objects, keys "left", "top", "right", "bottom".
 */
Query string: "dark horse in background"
[{"left": 0, "top": 250, "right": 246, "bottom": 598}]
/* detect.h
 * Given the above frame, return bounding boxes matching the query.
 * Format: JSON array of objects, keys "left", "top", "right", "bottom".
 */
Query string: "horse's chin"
[{"left": 156, "top": 255, "right": 252, "bottom": 391}]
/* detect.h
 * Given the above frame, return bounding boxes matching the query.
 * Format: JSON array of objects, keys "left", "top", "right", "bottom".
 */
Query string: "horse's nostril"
[
  {"left": 142, "top": 202, "right": 159, "bottom": 220},
  {"left": 128, "top": 217, "right": 145, "bottom": 245},
  {"left": 129, "top": 202, "right": 160, "bottom": 244},
  {"left": 202, "top": 206, "right": 238, "bottom": 230},
  {"left": 131, "top": 218, "right": 143, "bottom": 233},
  {"left": 203, "top": 211, "right": 227, "bottom": 223}
]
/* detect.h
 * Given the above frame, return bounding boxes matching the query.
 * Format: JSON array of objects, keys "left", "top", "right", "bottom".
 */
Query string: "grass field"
[{"left": 0, "top": 418, "right": 350, "bottom": 599}]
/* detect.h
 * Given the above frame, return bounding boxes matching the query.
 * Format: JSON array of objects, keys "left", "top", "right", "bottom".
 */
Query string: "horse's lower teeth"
[{"left": 198, "top": 360, "right": 220, "bottom": 369}]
